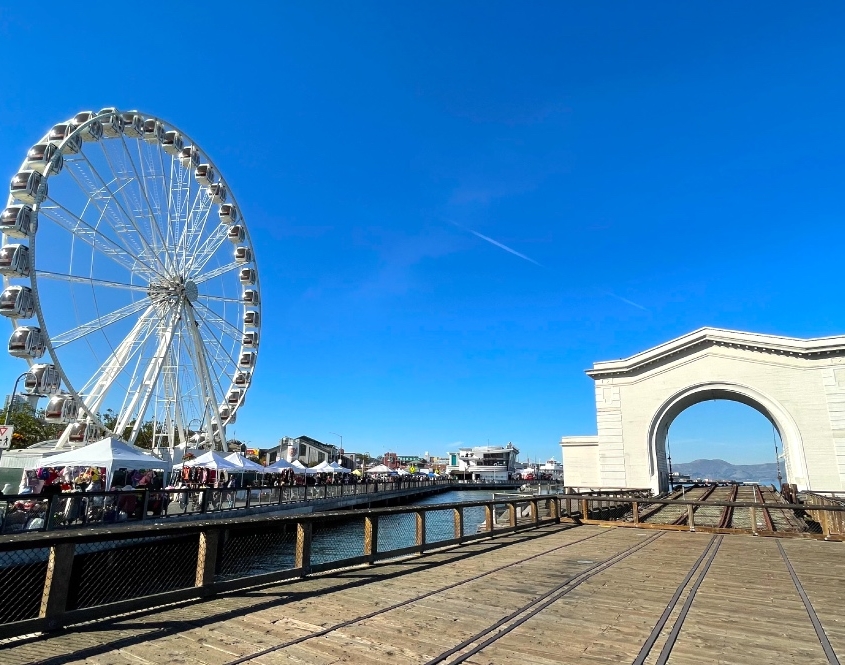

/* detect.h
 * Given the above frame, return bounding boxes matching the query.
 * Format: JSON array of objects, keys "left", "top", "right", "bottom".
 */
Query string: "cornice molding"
[{"left": 586, "top": 327, "right": 845, "bottom": 379}]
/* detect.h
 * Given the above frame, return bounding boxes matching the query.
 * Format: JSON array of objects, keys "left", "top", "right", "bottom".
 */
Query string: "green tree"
[{"left": 0, "top": 402, "right": 64, "bottom": 449}]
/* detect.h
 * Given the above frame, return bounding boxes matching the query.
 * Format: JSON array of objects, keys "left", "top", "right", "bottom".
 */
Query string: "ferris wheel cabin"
[
  {"left": 0, "top": 285, "right": 34, "bottom": 318},
  {"left": 207, "top": 183, "right": 227, "bottom": 205},
  {"left": 0, "top": 244, "right": 30, "bottom": 277},
  {"left": 97, "top": 108, "right": 125, "bottom": 138},
  {"left": 44, "top": 395, "right": 79, "bottom": 424},
  {"left": 179, "top": 145, "right": 200, "bottom": 170},
  {"left": 24, "top": 143, "right": 63, "bottom": 176},
  {"left": 162, "top": 131, "right": 183, "bottom": 156},
  {"left": 10, "top": 171, "right": 46, "bottom": 205},
  {"left": 8, "top": 326, "right": 45, "bottom": 359},
  {"left": 219, "top": 204, "right": 239, "bottom": 225},
  {"left": 24, "top": 364, "right": 61, "bottom": 395},
  {"left": 195, "top": 164, "right": 215, "bottom": 186},
  {"left": 0, "top": 206, "right": 36, "bottom": 238},
  {"left": 234, "top": 371, "right": 251, "bottom": 387},
  {"left": 142, "top": 119, "right": 165, "bottom": 144},
  {"left": 244, "top": 310, "right": 259, "bottom": 328},
  {"left": 120, "top": 112, "right": 144, "bottom": 138},
  {"left": 242, "top": 331, "right": 258, "bottom": 348},
  {"left": 239, "top": 267, "right": 256, "bottom": 285},
  {"left": 69, "top": 112, "right": 103, "bottom": 142},
  {"left": 46, "top": 124, "right": 82, "bottom": 154}
]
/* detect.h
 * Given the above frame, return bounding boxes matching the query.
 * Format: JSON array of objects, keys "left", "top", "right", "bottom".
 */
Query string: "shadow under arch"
[{"left": 647, "top": 381, "right": 810, "bottom": 493}]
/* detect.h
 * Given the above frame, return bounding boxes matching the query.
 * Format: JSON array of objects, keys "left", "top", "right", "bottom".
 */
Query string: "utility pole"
[{"left": 667, "top": 433, "right": 674, "bottom": 493}]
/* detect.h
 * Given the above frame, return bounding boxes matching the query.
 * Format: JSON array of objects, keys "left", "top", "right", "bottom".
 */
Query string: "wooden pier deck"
[{"left": 2, "top": 524, "right": 842, "bottom": 665}]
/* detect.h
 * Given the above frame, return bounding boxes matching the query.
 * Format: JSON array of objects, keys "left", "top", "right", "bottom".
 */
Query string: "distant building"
[
  {"left": 539, "top": 458, "right": 564, "bottom": 480},
  {"left": 282, "top": 435, "right": 339, "bottom": 466},
  {"left": 446, "top": 443, "right": 519, "bottom": 481}
]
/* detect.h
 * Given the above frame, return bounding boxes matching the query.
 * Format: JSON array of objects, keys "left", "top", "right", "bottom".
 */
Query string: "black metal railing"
[
  {"left": 0, "top": 477, "right": 458, "bottom": 535},
  {"left": 0, "top": 494, "right": 563, "bottom": 639}
]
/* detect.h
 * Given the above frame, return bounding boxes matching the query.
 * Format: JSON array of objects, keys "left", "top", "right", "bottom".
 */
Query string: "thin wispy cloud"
[{"left": 447, "top": 220, "right": 543, "bottom": 267}]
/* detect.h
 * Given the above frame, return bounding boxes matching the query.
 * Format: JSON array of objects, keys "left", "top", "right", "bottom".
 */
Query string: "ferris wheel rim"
[{"left": 3, "top": 108, "right": 261, "bottom": 446}]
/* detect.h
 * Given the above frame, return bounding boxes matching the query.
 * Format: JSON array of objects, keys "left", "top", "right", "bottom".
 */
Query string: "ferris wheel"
[{"left": 1, "top": 108, "right": 260, "bottom": 450}]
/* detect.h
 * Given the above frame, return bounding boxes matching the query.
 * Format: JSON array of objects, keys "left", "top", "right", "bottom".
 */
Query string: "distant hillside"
[{"left": 673, "top": 459, "right": 780, "bottom": 484}]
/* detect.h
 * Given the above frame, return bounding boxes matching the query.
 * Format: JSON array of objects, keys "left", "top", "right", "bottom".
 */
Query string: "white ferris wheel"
[{"left": 1, "top": 108, "right": 260, "bottom": 451}]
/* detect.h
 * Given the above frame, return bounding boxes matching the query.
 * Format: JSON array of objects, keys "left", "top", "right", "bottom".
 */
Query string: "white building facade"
[
  {"left": 561, "top": 328, "right": 845, "bottom": 494},
  {"left": 446, "top": 443, "right": 519, "bottom": 481}
]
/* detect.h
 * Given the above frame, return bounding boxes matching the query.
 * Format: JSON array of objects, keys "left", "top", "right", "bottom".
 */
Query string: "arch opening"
[
  {"left": 663, "top": 399, "right": 783, "bottom": 489},
  {"left": 648, "top": 382, "right": 807, "bottom": 494}
]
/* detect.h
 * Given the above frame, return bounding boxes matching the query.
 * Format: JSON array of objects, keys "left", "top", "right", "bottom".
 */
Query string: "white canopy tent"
[
  {"left": 26, "top": 436, "right": 167, "bottom": 487},
  {"left": 329, "top": 462, "right": 351, "bottom": 474},
  {"left": 266, "top": 458, "right": 295, "bottom": 471},
  {"left": 365, "top": 464, "right": 396, "bottom": 475},
  {"left": 312, "top": 461, "right": 332, "bottom": 472},
  {"left": 174, "top": 450, "right": 241, "bottom": 471},
  {"left": 224, "top": 452, "right": 267, "bottom": 473}
]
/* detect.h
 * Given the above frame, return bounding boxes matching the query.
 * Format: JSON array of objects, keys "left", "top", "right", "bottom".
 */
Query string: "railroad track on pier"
[
  {"left": 636, "top": 484, "right": 808, "bottom": 533},
  {"left": 220, "top": 530, "right": 665, "bottom": 665}
]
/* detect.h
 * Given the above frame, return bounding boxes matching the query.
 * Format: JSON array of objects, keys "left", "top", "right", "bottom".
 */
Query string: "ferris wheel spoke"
[
  {"left": 63, "top": 155, "right": 169, "bottom": 276},
  {"left": 75, "top": 306, "right": 159, "bottom": 417},
  {"left": 185, "top": 207, "right": 223, "bottom": 275},
  {"left": 194, "top": 261, "right": 240, "bottom": 284},
  {"left": 40, "top": 200, "right": 163, "bottom": 281},
  {"left": 196, "top": 294, "right": 242, "bottom": 304},
  {"left": 37, "top": 270, "right": 150, "bottom": 293},
  {"left": 197, "top": 320, "right": 240, "bottom": 377},
  {"left": 183, "top": 304, "right": 227, "bottom": 448},
  {"left": 100, "top": 139, "right": 173, "bottom": 272},
  {"left": 115, "top": 306, "right": 182, "bottom": 443},
  {"left": 50, "top": 298, "right": 151, "bottom": 348},
  {"left": 194, "top": 301, "right": 242, "bottom": 342}
]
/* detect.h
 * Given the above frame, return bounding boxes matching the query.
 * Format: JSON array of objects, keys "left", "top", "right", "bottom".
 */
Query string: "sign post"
[{"left": 0, "top": 425, "right": 14, "bottom": 450}]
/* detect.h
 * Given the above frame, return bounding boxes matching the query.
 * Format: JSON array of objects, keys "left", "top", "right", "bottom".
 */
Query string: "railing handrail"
[
  {"left": 0, "top": 494, "right": 546, "bottom": 549},
  {"left": 555, "top": 493, "right": 845, "bottom": 511}
]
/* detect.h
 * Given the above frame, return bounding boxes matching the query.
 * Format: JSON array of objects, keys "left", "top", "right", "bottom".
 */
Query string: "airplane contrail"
[
  {"left": 445, "top": 219, "right": 649, "bottom": 311},
  {"left": 448, "top": 220, "right": 543, "bottom": 267},
  {"left": 605, "top": 291, "right": 649, "bottom": 311}
]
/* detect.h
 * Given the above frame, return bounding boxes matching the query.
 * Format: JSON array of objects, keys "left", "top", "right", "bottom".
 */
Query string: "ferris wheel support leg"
[
  {"left": 54, "top": 308, "right": 157, "bottom": 449},
  {"left": 118, "top": 308, "right": 181, "bottom": 445},
  {"left": 183, "top": 304, "right": 226, "bottom": 451}
]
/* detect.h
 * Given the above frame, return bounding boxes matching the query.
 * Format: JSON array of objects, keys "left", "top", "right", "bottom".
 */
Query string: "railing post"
[
  {"left": 549, "top": 498, "right": 560, "bottom": 523},
  {"left": 687, "top": 504, "right": 695, "bottom": 532},
  {"left": 508, "top": 502, "right": 517, "bottom": 528},
  {"left": 750, "top": 506, "right": 758, "bottom": 536},
  {"left": 141, "top": 488, "right": 150, "bottom": 520},
  {"left": 485, "top": 503, "right": 494, "bottom": 534},
  {"left": 200, "top": 488, "right": 209, "bottom": 513},
  {"left": 531, "top": 499, "right": 539, "bottom": 525},
  {"left": 364, "top": 515, "right": 378, "bottom": 564},
  {"left": 195, "top": 529, "right": 220, "bottom": 594},
  {"left": 295, "top": 521, "right": 312, "bottom": 576},
  {"left": 415, "top": 510, "right": 426, "bottom": 553},
  {"left": 581, "top": 498, "right": 589, "bottom": 520},
  {"left": 632, "top": 501, "right": 640, "bottom": 524},
  {"left": 821, "top": 507, "right": 831, "bottom": 539},
  {"left": 39, "top": 543, "right": 75, "bottom": 631},
  {"left": 454, "top": 506, "right": 464, "bottom": 542}
]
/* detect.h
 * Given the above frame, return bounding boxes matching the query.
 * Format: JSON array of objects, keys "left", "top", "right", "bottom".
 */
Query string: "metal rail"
[{"left": 221, "top": 528, "right": 612, "bottom": 665}]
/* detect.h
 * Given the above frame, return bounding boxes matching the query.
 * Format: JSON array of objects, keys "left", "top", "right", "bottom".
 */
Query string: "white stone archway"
[
  {"left": 646, "top": 382, "right": 809, "bottom": 493},
  {"left": 561, "top": 328, "right": 845, "bottom": 493}
]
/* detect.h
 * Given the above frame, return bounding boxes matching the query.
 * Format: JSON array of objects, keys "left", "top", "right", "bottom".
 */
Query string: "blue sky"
[{"left": 0, "top": 3, "right": 843, "bottom": 466}]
